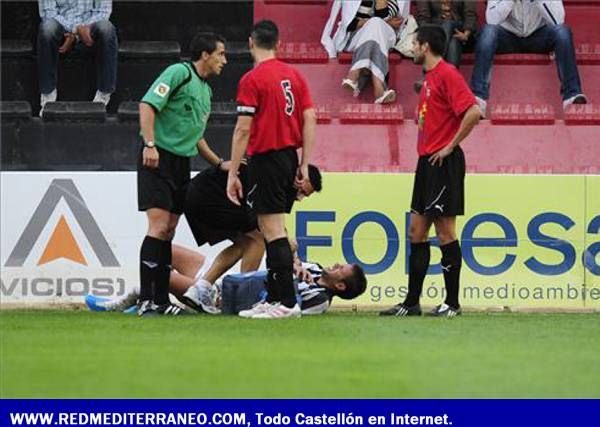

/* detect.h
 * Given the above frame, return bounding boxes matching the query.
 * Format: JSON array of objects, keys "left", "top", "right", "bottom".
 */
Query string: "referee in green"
[{"left": 137, "top": 32, "right": 228, "bottom": 316}]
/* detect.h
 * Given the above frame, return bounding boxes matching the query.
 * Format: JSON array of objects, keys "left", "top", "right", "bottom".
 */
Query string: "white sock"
[{"left": 194, "top": 278, "right": 212, "bottom": 289}]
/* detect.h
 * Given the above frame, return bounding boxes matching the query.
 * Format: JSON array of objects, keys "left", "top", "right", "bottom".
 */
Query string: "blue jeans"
[
  {"left": 470, "top": 24, "right": 583, "bottom": 101},
  {"left": 37, "top": 18, "right": 118, "bottom": 95},
  {"left": 440, "top": 20, "right": 465, "bottom": 68}
]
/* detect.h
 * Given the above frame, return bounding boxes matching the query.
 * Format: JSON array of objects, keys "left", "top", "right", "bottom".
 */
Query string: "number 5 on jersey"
[{"left": 281, "top": 80, "right": 295, "bottom": 116}]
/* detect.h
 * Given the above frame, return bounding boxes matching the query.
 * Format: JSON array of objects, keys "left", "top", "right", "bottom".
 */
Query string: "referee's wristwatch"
[{"left": 144, "top": 140, "right": 156, "bottom": 149}]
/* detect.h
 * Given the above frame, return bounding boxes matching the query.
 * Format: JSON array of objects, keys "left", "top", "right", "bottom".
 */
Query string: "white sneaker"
[
  {"left": 475, "top": 96, "right": 487, "bottom": 118},
  {"left": 105, "top": 291, "right": 139, "bottom": 312},
  {"left": 374, "top": 89, "right": 396, "bottom": 104},
  {"left": 39, "top": 89, "right": 57, "bottom": 117},
  {"left": 238, "top": 301, "right": 273, "bottom": 318},
  {"left": 93, "top": 90, "right": 111, "bottom": 106},
  {"left": 182, "top": 280, "right": 220, "bottom": 314},
  {"left": 563, "top": 94, "right": 588, "bottom": 110},
  {"left": 252, "top": 303, "right": 301, "bottom": 319}
]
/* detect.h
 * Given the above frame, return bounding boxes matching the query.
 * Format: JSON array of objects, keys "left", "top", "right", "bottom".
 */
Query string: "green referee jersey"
[{"left": 141, "top": 62, "right": 212, "bottom": 157}]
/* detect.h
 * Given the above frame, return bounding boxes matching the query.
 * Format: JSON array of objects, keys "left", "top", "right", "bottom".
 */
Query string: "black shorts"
[
  {"left": 137, "top": 146, "right": 191, "bottom": 215},
  {"left": 247, "top": 147, "right": 298, "bottom": 215},
  {"left": 410, "top": 146, "right": 465, "bottom": 217},
  {"left": 184, "top": 166, "right": 258, "bottom": 246}
]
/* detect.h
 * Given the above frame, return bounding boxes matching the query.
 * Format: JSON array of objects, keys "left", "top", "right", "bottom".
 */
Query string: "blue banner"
[{"left": 1, "top": 399, "right": 598, "bottom": 427}]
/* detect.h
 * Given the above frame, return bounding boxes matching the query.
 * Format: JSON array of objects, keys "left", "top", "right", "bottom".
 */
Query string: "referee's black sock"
[
  {"left": 403, "top": 242, "right": 431, "bottom": 307},
  {"left": 266, "top": 237, "right": 295, "bottom": 308},
  {"left": 154, "top": 239, "right": 172, "bottom": 306},
  {"left": 441, "top": 240, "right": 462, "bottom": 309},
  {"left": 139, "top": 236, "right": 163, "bottom": 302},
  {"left": 264, "top": 240, "right": 280, "bottom": 304}
]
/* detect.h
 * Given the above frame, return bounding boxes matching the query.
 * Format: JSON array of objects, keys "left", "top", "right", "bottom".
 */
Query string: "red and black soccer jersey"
[
  {"left": 236, "top": 58, "right": 314, "bottom": 156},
  {"left": 416, "top": 60, "right": 476, "bottom": 156}
]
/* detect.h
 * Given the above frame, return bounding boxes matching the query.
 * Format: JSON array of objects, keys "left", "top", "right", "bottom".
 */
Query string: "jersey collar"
[{"left": 188, "top": 61, "right": 207, "bottom": 82}]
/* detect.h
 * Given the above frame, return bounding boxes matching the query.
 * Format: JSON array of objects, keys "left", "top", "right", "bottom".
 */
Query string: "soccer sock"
[
  {"left": 153, "top": 239, "right": 172, "bottom": 306},
  {"left": 139, "top": 236, "right": 163, "bottom": 302},
  {"left": 266, "top": 237, "right": 295, "bottom": 308},
  {"left": 264, "top": 239, "right": 280, "bottom": 303},
  {"left": 403, "top": 242, "right": 431, "bottom": 307},
  {"left": 441, "top": 240, "right": 462, "bottom": 309}
]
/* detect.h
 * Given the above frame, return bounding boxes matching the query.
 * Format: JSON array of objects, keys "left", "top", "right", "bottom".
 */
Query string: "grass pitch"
[{"left": 1, "top": 310, "right": 599, "bottom": 398}]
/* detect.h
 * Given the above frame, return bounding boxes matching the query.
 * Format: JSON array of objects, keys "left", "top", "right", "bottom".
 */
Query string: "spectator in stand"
[
  {"left": 416, "top": 0, "right": 477, "bottom": 68},
  {"left": 470, "top": 0, "right": 587, "bottom": 117},
  {"left": 321, "top": 0, "right": 411, "bottom": 104},
  {"left": 37, "top": 0, "right": 118, "bottom": 115}
]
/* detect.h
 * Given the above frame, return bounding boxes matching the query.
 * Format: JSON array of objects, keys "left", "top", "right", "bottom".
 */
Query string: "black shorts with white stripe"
[
  {"left": 410, "top": 146, "right": 465, "bottom": 217},
  {"left": 247, "top": 147, "right": 298, "bottom": 215}
]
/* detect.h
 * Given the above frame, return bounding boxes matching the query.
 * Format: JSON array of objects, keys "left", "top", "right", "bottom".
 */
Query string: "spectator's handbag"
[{"left": 393, "top": 14, "right": 418, "bottom": 58}]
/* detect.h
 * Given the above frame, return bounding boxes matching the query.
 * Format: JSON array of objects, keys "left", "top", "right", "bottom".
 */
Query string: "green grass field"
[{"left": 1, "top": 310, "right": 599, "bottom": 398}]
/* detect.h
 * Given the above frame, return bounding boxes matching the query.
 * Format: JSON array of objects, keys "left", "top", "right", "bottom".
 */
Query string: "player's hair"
[
  {"left": 308, "top": 164, "right": 322, "bottom": 192},
  {"left": 416, "top": 25, "right": 446, "bottom": 57},
  {"left": 190, "top": 32, "right": 226, "bottom": 61},
  {"left": 251, "top": 20, "right": 279, "bottom": 50},
  {"left": 337, "top": 264, "right": 367, "bottom": 300}
]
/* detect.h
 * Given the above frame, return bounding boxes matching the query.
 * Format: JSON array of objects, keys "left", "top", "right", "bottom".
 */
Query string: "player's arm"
[
  {"left": 300, "top": 108, "right": 316, "bottom": 169},
  {"left": 296, "top": 108, "right": 317, "bottom": 191},
  {"left": 139, "top": 102, "right": 159, "bottom": 168},
  {"left": 197, "top": 138, "right": 226, "bottom": 171},
  {"left": 139, "top": 64, "right": 189, "bottom": 168},
  {"left": 449, "top": 104, "right": 480, "bottom": 148},
  {"left": 227, "top": 115, "right": 253, "bottom": 205},
  {"left": 297, "top": 71, "right": 317, "bottom": 189},
  {"left": 429, "top": 104, "right": 480, "bottom": 166}
]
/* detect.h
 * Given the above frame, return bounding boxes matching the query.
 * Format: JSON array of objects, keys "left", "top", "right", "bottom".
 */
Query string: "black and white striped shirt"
[
  {"left": 298, "top": 263, "right": 334, "bottom": 315},
  {"left": 348, "top": 0, "right": 400, "bottom": 32}
]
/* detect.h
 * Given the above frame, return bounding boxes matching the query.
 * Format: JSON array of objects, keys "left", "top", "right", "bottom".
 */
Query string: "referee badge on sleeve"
[{"left": 154, "top": 83, "right": 170, "bottom": 98}]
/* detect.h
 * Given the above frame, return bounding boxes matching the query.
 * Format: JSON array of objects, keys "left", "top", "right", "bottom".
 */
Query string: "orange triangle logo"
[{"left": 37, "top": 215, "right": 87, "bottom": 266}]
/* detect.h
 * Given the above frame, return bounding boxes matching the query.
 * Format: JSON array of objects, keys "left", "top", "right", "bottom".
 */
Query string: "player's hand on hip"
[
  {"left": 143, "top": 147, "right": 159, "bottom": 169},
  {"left": 227, "top": 176, "right": 243, "bottom": 206},
  {"left": 429, "top": 145, "right": 454, "bottom": 167}
]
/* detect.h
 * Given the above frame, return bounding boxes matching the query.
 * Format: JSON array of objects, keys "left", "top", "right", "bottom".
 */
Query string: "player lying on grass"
[
  {"left": 86, "top": 241, "right": 367, "bottom": 315},
  {"left": 124, "top": 162, "right": 321, "bottom": 315}
]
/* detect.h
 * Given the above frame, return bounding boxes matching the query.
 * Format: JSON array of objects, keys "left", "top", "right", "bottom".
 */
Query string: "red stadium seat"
[
  {"left": 339, "top": 103, "right": 404, "bottom": 124},
  {"left": 490, "top": 103, "right": 555, "bottom": 125},
  {"left": 277, "top": 42, "right": 329, "bottom": 63},
  {"left": 564, "top": 104, "right": 600, "bottom": 125},
  {"left": 576, "top": 44, "right": 600, "bottom": 65},
  {"left": 462, "top": 53, "right": 551, "bottom": 65},
  {"left": 338, "top": 51, "right": 402, "bottom": 64},
  {"left": 315, "top": 104, "right": 332, "bottom": 124}
]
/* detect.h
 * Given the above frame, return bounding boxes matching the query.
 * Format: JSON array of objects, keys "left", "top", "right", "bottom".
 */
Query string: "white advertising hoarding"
[{"left": 0, "top": 172, "right": 232, "bottom": 305}]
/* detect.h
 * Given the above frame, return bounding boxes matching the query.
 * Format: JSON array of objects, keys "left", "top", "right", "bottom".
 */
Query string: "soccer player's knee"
[
  {"left": 165, "top": 229, "right": 176, "bottom": 241},
  {"left": 149, "top": 221, "right": 172, "bottom": 240},
  {"left": 409, "top": 224, "right": 428, "bottom": 243},
  {"left": 436, "top": 229, "right": 456, "bottom": 246}
]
